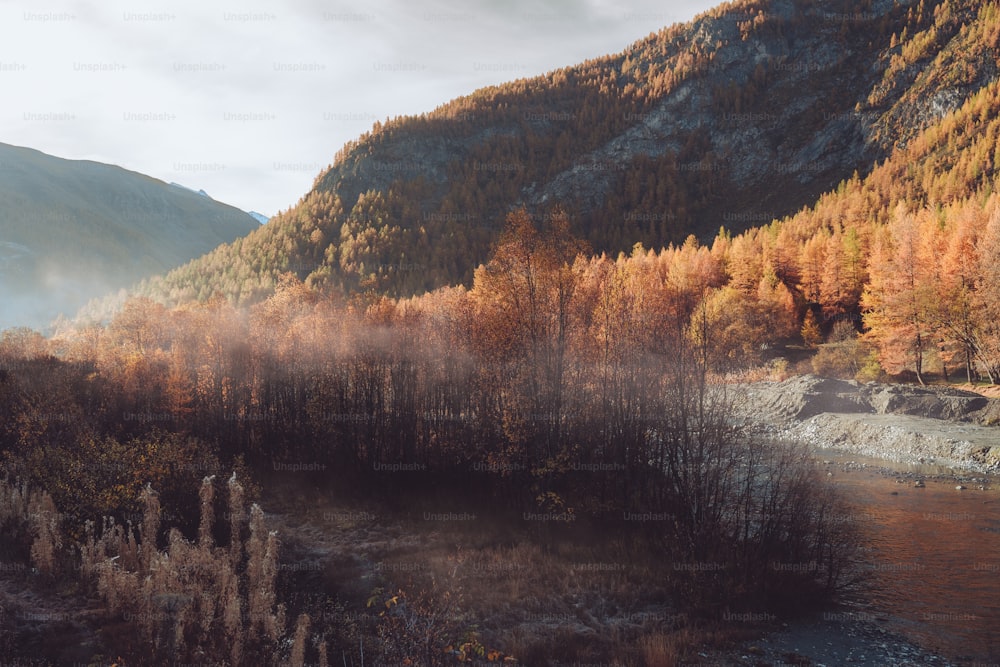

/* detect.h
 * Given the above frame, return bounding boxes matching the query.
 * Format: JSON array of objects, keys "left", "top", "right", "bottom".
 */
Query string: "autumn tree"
[
  {"left": 973, "top": 199, "right": 1000, "bottom": 382},
  {"left": 819, "top": 226, "right": 866, "bottom": 320},
  {"left": 930, "top": 202, "right": 986, "bottom": 382},
  {"left": 798, "top": 232, "right": 827, "bottom": 305},
  {"left": 801, "top": 309, "right": 823, "bottom": 348},
  {"left": 862, "top": 206, "right": 937, "bottom": 384},
  {"left": 470, "top": 207, "right": 588, "bottom": 467}
]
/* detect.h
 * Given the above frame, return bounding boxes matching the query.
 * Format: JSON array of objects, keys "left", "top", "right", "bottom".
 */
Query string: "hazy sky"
[{"left": 0, "top": 0, "right": 718, "bottom": 217}]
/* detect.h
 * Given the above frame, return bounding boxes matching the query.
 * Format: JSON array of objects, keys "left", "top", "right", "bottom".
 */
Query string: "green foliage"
[{"left": 856, "top": 349, "right": 885, "bottom": 382}]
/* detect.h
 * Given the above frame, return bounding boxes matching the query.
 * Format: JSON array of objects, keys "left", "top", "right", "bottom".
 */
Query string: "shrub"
[
  {"left": 81, "top": 475, "right": 289, "bottom": 665},
  {"left": 0, "top": 477, "right": 63, "bottom": 578},
  {"left": 811, "top": 321, "right": 882, "bottom": 381},
  {"left": 28, "top": 491, "right": 61, "bottom": 577},
  {"left": 7, "top": 429, "right": 223, "bottom": 540},
  {"left": 631, "top": 355, "right": 861, "bottom": 613},
  {"left": 290, "top": 613, "right": 310, "bottom": 667},
  {"left": 0, "top": 478, "right": 33, "bottom": 561}
]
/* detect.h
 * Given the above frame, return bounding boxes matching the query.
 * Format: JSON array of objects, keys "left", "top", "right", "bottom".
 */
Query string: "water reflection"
[{"left": 820, "top": 451, "right": 1000, "bottom": 663}]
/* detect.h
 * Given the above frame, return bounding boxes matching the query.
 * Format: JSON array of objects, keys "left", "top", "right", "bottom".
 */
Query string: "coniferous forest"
[{"left": 4, "top": 0, "right": 1000, "bottom": 664}]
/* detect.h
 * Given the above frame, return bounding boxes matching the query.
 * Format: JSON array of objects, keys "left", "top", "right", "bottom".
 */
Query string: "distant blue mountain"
[{"left": 0, "top": 143, "right": 259, "bottom": 330}]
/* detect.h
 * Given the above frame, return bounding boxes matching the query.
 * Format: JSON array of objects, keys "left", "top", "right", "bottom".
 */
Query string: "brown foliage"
[
  {"left": 0, "top": 478, "right": 62, "bottom": 577},
  {"left": 81, "top": 476, "right": 288, "bottom": 664}
]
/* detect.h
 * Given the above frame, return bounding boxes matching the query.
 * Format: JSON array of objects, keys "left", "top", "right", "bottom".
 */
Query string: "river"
[{"left": 818, "top": 449, "right": 1000, "bottom": 664}]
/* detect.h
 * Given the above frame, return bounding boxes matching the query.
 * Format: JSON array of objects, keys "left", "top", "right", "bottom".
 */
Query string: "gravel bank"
[{"left": 737, "top": 375, "right": 1000, "bottom": 474}]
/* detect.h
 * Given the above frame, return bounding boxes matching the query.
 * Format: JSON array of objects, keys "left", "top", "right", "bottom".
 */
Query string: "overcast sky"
[{"left": 0, "top": 0, "right": 718, "bottom": 217}]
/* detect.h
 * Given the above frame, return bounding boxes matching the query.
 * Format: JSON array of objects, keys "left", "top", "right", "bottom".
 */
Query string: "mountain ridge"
[
  {"left": 131, "top": 0, "right": 999, "bottom": 309},
  {"left": 0, "top": 142, "right": 259, "bottom": 330}
]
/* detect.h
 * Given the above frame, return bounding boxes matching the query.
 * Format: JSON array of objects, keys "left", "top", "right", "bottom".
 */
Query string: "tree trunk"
[{"left": 914, "top": 332, "right": 925, "bottom": 386}]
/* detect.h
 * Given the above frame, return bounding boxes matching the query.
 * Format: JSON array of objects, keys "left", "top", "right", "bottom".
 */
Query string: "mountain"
[
  {"left": 169, "top": 183, "right": 270, "bottom": 224},
  {"left": 0, "top": 143, "right": 259, "bottom": 330},
  {"left": 169, "top": 182, "right": 213, "bottom": 199},
  {"left": 137, "top": 0, "right": 1000, "bottom": 307}
]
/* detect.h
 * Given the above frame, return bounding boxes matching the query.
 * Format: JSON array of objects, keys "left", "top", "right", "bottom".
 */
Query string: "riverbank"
[
  {"left": 705, "top": 611, "right": 958, "bottom": 666},
  {"left": 738, "top": 375, "right": 1000, "bottom": 475},
  {"left": 713, "top": 374, "right": 1000, "bottom": 666}
]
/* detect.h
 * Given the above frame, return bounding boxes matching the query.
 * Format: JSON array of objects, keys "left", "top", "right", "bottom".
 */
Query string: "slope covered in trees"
[
  {"left": 711, "top": 70, "right": 1000, "bottom": 383},
  {"left": 0, "top": 143, "right": 260, "bottom": 330},
  {"left": 130, "top": 0, "right": 999, "bottom": 309}
]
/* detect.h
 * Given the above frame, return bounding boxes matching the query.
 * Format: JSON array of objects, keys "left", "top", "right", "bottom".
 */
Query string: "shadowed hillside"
[{"left": 0, "top": 143, "right": 259, "bottom": 330}]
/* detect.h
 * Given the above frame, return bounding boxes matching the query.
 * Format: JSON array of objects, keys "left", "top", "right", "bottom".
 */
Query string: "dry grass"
[
  {"left": 951, "top": 381, "right": 1000, "bottom": 398},
  {"left": 1, "top": 472, "right": 796, "bottom": 665},
  {"left": 640, "top": 630, "right": 689, "bottom": 666},
  {"left": 269, "top": 485, "right": 717, "bottom": 665},
  {"left": 79, "top": 476, "right": 304, "bottom": 665},
  {"left": 0, "top": 477, "right": 62, "bottom": 578}
]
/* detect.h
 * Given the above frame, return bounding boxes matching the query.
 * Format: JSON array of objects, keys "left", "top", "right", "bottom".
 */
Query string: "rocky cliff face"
[
  {"left": 531, "top": 2, "right": 873, "bottom": 216},
  {"left": 320, "top": 0, "right": 893, "bottom": 229}
]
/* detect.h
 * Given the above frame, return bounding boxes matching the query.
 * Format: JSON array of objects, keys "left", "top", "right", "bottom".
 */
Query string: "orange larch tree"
[{"left": 861, "top": 206, "right": 937, "bottom": 384}]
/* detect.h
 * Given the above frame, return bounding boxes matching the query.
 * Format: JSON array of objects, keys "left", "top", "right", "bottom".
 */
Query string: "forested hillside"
[
  {"left": 715, "top": 73, "right": 1000, "bottom": 383},
  {"left": 0, "top": 143, "right": 259, "bottom": 330},
  {"left": 132, "top": 0, "right": 999, "bottom": 308}
]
